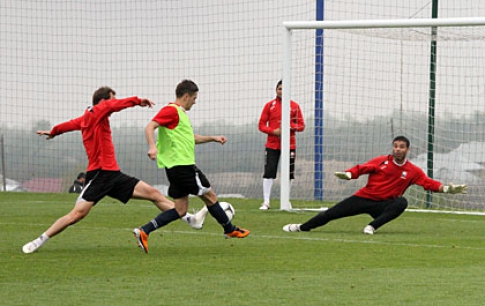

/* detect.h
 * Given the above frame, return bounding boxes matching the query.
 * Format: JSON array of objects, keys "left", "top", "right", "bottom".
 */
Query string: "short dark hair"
[
  {"left": 92, "top": 87, "right": 116, "bottom": 105},
  {"left": 393, "top": 135, "right": 410, "bottom": 148},
  {"left": 77, "top": 172, "right": 86, "bottom": 179},
  {"left": 276, "top": 80, "right": 282, "bottom": 89},
  {"left": 175, "top": 80, "right": 198, "bottom": 98}
]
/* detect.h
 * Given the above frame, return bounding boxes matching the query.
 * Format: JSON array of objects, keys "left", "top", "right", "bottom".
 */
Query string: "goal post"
[{"left": 280, "top": 17, "right": 485, "bottom": 211}]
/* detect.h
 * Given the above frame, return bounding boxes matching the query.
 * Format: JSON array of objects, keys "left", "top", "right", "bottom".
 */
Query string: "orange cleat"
[
  {"left": 224, "top": 227, "right": 250, "bottom": 238},
  {"left": 133, "top": 228, "right": 149, "bottom": 253}
]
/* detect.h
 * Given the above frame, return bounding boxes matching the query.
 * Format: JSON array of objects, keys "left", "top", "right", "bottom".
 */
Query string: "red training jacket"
[
  {"left": 258, "top": 96, "right": 305, "bottom": 150},
  {"left": 346, "top": 155, "right": 442, "bottom": 201},
  {"left": 49, "top": 97, "right": 143, "bottom": 171}
]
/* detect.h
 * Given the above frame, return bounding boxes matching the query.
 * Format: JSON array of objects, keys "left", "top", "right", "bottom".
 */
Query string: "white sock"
[
  {"left": 35, "top": 232, "right": 50, "bottom": 246},
  {"left": 263, "top": 178, "right": 274, "bottom": 204}
]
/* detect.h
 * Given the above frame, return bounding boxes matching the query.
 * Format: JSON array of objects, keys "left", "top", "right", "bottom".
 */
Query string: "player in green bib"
[
  {"left": 155, "top": 103, "right": 195, "bottom": 168},
  {"left": 133, "top": 80, "right": 250, "bottom": 253}
]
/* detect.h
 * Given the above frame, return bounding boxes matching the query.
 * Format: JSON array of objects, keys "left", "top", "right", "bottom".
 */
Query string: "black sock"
[
  {"left": 207, "top": 201, "right": 236, "bottom": 233},
  {"left": 300, "top": 210, "right": 331, "bottom": 231},
  {"left": 141, "top": 208, "right": 180, "bottom": 235}
]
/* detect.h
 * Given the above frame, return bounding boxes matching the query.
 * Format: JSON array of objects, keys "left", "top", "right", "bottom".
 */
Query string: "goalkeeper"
[{"left": 283, "top": 135, "right": 468, "bottom": 235}]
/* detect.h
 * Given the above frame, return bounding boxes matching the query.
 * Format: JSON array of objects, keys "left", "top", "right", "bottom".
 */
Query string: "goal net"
[
  {"left": 3, "top": 1, "right": 485, "bottom": 215},
  {"left": 281, "top": 17, "right": 485, "bottom": 212}
]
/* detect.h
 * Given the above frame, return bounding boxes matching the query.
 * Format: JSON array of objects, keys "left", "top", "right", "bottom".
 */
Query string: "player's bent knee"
[
  {"left": 67, "top": 210, "right": 88, "bottom": 225},
  {"left": 199, "top": 189, "right": 217, "bottom": 204},
  {"left": 395, "top": 197, "right": 408, "bottom": 211}
]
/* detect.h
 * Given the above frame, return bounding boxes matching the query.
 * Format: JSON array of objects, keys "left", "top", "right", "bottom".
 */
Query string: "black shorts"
[
  {"left": 80, "top": 170, "right": 139, "bottom": 205},
  {"left": 263, "top": 148, "right": 296, "bottom": 179},
  {"left": 165, "top": 165, "right": 211, "bottom": 199}
]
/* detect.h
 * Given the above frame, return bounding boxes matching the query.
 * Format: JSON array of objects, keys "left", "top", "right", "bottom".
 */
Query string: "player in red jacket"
[
  {"left": 22, "top": 87, "right": 198, "bottom": 254},
  {"left": 283, "top": 136, "right": 468, "bottom": 235},
  {"left": 258, "top": 80, "right": 305, "bottom": 209}
]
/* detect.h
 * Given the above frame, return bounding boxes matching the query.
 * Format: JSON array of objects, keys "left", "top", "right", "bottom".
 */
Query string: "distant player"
[
  {"left": 22, "top": 86, "right": 199, "bottom": 254},
  {"left": 68, "top": 172, "right": 86, "bottom": 193},
  {"left": 258, "top": 80, "right": 305, "bottom": 210},
  {"left": 133, "top": 79, "right": 250, "bottom": 253},
  {"left": 283, "top": 135, "right": 468, "bottom": 235}
]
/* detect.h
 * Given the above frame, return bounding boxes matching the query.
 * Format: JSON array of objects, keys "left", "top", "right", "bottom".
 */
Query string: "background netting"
[{"left": 2, "top": 0, "right": 485, "bottom": 211}]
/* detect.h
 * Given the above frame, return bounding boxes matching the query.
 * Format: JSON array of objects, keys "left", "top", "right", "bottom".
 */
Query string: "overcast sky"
[{"left": 2, "top": 0, "right": 485, "bottom": 130}]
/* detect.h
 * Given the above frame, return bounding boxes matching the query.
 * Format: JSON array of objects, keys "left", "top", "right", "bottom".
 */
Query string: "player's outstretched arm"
[
  {"left": 139, "top": 98, "right": 154, "bottom": 108},
  {"left": 194, "top": 134, "right": 227, "bottom": 145}
]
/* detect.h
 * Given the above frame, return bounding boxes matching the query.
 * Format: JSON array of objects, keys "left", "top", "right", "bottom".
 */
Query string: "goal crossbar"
[{"left": 283, "top": 17, "right": 485, "bottom": 30}]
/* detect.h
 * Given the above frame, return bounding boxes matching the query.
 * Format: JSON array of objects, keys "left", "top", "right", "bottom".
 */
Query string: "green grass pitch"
[{"left": 1, "top": 192, "right": 484, "bottom": 306}]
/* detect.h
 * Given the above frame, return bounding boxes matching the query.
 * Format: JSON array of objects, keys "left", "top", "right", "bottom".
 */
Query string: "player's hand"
[
  {"left": 334, "top": 171, "right": 352, "bottom": 180},
  {"left": 147, "top": 147, "right": 158, "bottom": 160},
  {"left": 445, "top": 183, "right": 468, "bottom": 194},
  {"left": 214, "top": 136, "right": 227, "bottom": 145},
  {"left": 140, "top": 98, "right": 154, "bottom": 108},
  {"left": 273, "top": 128, "right": 281, "bottom": 136},
  {"left": 37, "top": 130, "right": 54, "bottom": 140}
]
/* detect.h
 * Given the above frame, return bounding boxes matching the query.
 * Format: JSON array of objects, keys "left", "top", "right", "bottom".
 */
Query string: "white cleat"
[
  {"left": 187, "top": 214, "right": 204, "bottom": 230},
  {"left": 188, "top": 207, "right": 208, "bottom": 230},
  {"left": 259, "top": 202, "right": 270, "bottom": 210},
  {"left": 22, "top": 241, "right": 41, "bottom": 254},
  {"left": 363, "top": 225, "right": 375, "bottom": 235},
  {"left": 282, "top": 224, "right": 301, "bottom": 232}
]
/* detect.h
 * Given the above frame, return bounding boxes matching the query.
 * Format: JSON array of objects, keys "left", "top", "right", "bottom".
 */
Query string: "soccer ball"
[{"left": 219, "top": 201, "right": 235, "bottom": 222}]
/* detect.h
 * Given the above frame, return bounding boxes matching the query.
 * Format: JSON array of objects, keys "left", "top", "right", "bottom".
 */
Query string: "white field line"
[
  {"left": 133, "top": 228, "right": 485, "bottom": 251},
  {"left": 294, "top": 207, "right": 485, "bottom": 216},
  {"left": 9, "top": 223, "right": 485, "bottom": 251}
]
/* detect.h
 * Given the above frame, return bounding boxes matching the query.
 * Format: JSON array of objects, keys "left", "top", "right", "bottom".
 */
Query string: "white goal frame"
[{"left": 280, "top": 17, "right": 485, "bottom": 211}]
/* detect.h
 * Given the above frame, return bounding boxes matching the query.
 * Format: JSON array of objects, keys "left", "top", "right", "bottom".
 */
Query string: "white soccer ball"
[{"left": 219, "top": 201, "right": 235, "bottom": 222}]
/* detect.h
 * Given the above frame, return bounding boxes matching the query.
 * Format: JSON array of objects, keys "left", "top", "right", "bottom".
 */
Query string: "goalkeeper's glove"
[
  {"left": 443, "top": 183, "right": 468, "bottom": 194},
  {"left": 334, "top": 171, "right": 352, "bottom": 180}
]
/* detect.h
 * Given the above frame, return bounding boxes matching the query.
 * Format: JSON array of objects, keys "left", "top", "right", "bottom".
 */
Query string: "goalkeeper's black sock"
[
  {"left": 300, "top": 210, "right": 330, "bottom": 231},
  {"left": 207, "top": 202, "right": 235, "bottom": 233}
]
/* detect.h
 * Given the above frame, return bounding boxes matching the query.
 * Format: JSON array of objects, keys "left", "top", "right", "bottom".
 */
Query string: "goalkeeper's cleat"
[
  {"left": 363, "top": 225, "right": 375, "bottom": 235},
  {"left": 224, "top": 227, "right": 250, "bottom": 238},
  {"left": 22, "top": 240, "right": 42, "bottom": 254},
  {"left": 133, "top": 228, "right": 149, "bottom": 253},
  {"left": 282, "top": 224, "right": 301, "bottom": 232},
  {"left": 259, "top": 202, "right": 270, "bottom": 210}
]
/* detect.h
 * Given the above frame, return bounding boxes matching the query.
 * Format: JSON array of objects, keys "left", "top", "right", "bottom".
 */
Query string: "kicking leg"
[
  {"left": 22, "top": 200, "right": 93, "bottom": 254},
  {"left": 132, "top": 180, "right": 174, "bottom": 211},
  {"left": 200, "top": 189, "right": 249, "bottom": 238},
  {"left": 132, "top": 180, "right": 200, "bottom": 229}
]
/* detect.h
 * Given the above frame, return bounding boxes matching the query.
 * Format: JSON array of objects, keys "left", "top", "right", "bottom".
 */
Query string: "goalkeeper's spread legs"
[{"left": 282, "top": 196, "right": 408, "bottom": 234}]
